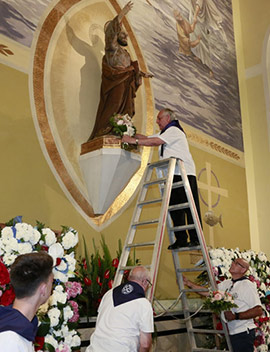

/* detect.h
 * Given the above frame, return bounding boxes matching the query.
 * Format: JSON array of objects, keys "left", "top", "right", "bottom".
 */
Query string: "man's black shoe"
[
  {"left": 188, "top": 241, "right": 200, "bottom": 247},
  {"left": 168, "top": 241, "right": 188, "bottom": 250}
]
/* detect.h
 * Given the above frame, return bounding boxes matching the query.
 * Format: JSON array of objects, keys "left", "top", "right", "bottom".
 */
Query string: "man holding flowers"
[{"left": 184, "top": 258, "right": 263, "bottom": 352}]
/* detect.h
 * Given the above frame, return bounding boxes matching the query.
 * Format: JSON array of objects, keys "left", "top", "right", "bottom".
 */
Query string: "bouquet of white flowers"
[
  {"left": 203, "top": 290, "right": 237, "bottom": 315},
  {"left": 109, "top": 113, "right": 136, "bottom": 137}
]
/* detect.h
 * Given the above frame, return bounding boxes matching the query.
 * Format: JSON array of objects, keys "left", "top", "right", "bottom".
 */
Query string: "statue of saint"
[{"left": 88, "top": 1, "right": 153, "bottom": 140}]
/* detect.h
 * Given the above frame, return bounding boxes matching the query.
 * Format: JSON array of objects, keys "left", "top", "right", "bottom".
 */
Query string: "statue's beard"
[{"left": 117, "top": 38, "right": 128, "bottom": 46}]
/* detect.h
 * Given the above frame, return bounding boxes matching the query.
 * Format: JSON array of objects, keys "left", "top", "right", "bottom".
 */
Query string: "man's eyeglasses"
[{"left": 146, "top": 279, "right": 152, "bottom": 287}]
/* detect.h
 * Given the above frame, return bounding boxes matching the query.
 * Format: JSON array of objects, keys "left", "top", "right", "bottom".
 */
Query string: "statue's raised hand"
[{"left": 119, "top": 1, "right": 134, "bottom": 22}]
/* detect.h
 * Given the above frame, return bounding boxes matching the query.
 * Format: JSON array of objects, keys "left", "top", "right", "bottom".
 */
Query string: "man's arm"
[
  {"left": 122, "top": 135, "right": 164, "bottom": 147},
  {"left": 139, "top": 331, "right": 152, "bottom": 352},
  {"left": 183, "top": 276, "right": 210, "bottom": 296},
  {"left": 224, "top": 305, "right": 263, "bottom": 322}
]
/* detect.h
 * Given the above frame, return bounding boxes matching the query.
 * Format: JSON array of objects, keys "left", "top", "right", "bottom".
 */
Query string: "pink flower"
[
  {"left": 212, "top": 292, "right": 223, "bottom": 301},
  {"left": 65, "top": 281, "right": 82, "bottom": 299},
  {"left": 56, "top": 344, "right": 70, "bottom": 352},
  {"left": 68, "top": 300, "right": 79, "bottom": 323}
]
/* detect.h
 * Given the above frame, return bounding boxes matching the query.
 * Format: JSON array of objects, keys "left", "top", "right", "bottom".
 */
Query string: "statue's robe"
[
  {"left": 89, "top": 16, "right": 141, "bottom": 140},
  {"left": 89, "top": 59, "right": 140, "bottom": 139}
]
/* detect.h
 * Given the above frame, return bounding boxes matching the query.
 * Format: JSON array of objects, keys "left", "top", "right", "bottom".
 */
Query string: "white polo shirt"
[
  {"left": 87, "top": 289, "right": 154, "bottom": 352},
  {"left": 149, "top": 127, "right": 196, "bottom": 176},
  {"left": 0, "top": 331, "right": 34, "bottom": 352},
  {"left": 218, "top": 279, "right": 261, "bottom": 335}
]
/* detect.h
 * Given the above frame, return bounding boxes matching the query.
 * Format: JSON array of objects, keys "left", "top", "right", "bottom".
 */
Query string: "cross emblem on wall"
[{"left": 197, "top": 162, "right": 228, "bottom": 247}]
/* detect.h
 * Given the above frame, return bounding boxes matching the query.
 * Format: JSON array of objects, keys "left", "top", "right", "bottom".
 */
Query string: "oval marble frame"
[{"left": 30, "top": 0, "right": 154, "bottom": 229}]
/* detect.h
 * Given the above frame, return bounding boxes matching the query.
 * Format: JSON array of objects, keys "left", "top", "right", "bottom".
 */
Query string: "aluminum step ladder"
[{"left": 113, "top": 157, "right": 232, "bottom": 352}]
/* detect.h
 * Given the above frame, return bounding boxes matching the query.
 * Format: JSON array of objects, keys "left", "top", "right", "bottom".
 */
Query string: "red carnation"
[
  {"left": 0, "top": 262, "right": 10, "bottom": 285},
  {"left": 41, "top": 245, "right": 48, "bottom": 252},
  {"left": 84, "top": 277, "right": 92, "bottom": 286},
  {"left": 35, "top": 336, "right": 45, "bottom": 351},
  {"left": 108, "top": 280, "right": 113, "bottom": 289},
  {"left": 0, "top": 287, "right": 15, "bottom": 306},
  {"left": 112, "top": 258, "right": 119, "bottom": 268}
]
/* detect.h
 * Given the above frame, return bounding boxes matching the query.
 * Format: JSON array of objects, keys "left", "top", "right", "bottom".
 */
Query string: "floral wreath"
[{"left": 0, "top": 217, "right": 82, "bottom": 352}]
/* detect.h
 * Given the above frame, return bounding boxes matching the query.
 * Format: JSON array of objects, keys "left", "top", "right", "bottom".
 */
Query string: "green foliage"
[{"left": 76, "top": 235, "right": 139, "bottom": 317}]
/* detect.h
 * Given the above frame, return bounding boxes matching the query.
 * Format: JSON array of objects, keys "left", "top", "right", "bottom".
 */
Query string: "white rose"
[
  {"left": 3, "top": 253, "right": 17, "bottom": 266},
  {"left": 48, "top": 308, "right": 61, "bottom": 327},
  {"left": 63, "top": 305, "right": 73, "bottom": 321},
  {"left": 45, "top": 334, "right": 58, "bottom": 349},
  {"left": 71, "top": 334, "right": 81, "bottom": 347},
  {"left": 30, "top": 229, "right": 41, "bottom": 245},
  {"left": 49, "top": 243, "right": 64, "bottom": 264},
  {"left": 258, "top": 252, "right": 267, "bottom": 262},
  {"left": 62, "top": 231, "right": 78, "bottom": 250},
  {"left": 50, "top": 286, "right": 67, "bottom": 305},
  {"left": 15, "top": 228, "right": 31, "bottom": 242},
  {"left": 17, "top": 242, "right": 33, "bottom": 254},
  {"left": 3, "top": 237, "right": 19, "bottom": 254},
  {"left": 53, "top": 270, "right": 69, "bottom": 283},
  {"left": 43, "top": 228, "right": 57, "bottom": 246},
  {"left": 64, "top": 254, "right": 76, "bottom": 273},
  {"left": 1, "top": 227, "right": 14, "bottom": 240}
]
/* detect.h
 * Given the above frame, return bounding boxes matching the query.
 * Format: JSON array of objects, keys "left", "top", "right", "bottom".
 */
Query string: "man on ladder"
[{"left": 122, "top": 107, "right": 202, "bottom": 249}]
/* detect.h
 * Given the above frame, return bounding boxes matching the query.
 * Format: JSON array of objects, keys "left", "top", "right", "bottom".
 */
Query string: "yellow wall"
[
  {"left": 232, "top": 0, "right": 270, "bottom": 255},
  {"left": 1, "top": 0, "right": 264, "bottom": 299}
]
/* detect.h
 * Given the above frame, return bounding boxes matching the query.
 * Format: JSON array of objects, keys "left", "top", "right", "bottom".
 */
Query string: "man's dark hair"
[{"left": 10, "top": 252, "right": 53, "bottom": 299}]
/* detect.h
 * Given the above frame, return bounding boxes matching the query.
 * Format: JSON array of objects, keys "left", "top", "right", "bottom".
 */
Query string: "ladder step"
[
  {"left": 126, "top": 241, "right": 156, "bottom": 248},
  {"left": 132, "top": 219, "right": 159, "bottom": 227},
  {"left": 177, "top": 267, "right": 207, "bottom": 273},
  {"left": 168, "top": 202, "right": 190, "bottom": 211},
  {"left": 118, "top": 265, "right": 151, "bottom": 271},
  {"left": 147, "top": 159, "right": 173, "bottom": 169},
  {"left": 143, "top": 178, "right": 167, "bottom": 187},
  {"left": 171, "top": 224, "right": 195, "bottom": 231},
  {"left": 190, "top": 328, "right": 226, "bottom": 334},
  {"left": 193, "top": 349, "right": 229, "bottom": 352},
  {"left": 181, "top": 288, "right": 209, "bottom": 293},
  {"left": 171, "top": 180, "right": 184, "bottom": 189},
  {"left": 138, "top": 198, "right": 162, "bottom": 206}
]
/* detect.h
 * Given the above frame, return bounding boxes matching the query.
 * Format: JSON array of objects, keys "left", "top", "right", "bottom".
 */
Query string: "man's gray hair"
[
  {"left": 128, "top": 266, "right": 151, "bottom": 283},
  {"left": 162, "top": 108, "right": 177, "bottom": 121}
]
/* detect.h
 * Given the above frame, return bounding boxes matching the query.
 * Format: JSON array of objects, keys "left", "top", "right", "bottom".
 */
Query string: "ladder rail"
[
  {"left": 113, "top": 164, "right": 156, "bottom": 287},
  {"left": 147, "top": 158, "right": 176, "bottom": 302}
]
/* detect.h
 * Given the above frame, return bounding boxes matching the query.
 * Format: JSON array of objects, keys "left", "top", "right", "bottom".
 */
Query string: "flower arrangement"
[
  {"left": 0, "top": 217, "right": 81, "bottom": 352},
  {"left": 200, "top": 248, "right": 270, "bottom": 352},
  {"left": 202, "top": 289, "right": 237, "bottom": 315},
  {"left": 109, "top": 113, "right": 136, "bottom": 137},
  {"left": 109, "top": 113, "right": 137, "bottom": 151},
  {"left": 76, "top": 236, "right": 139, "bottom": 318}
]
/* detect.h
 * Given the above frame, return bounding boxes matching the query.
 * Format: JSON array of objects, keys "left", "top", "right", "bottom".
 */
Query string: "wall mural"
[{"left": 0, "top": 0, "right": 242, "bottom": 228}]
